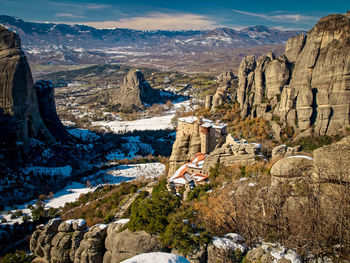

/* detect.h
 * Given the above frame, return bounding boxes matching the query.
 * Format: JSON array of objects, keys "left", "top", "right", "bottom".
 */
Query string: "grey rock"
[
  {"left": 103, "top": 229, "right": 164, "bottom": 263},
  {"left": 270, "top": 157, "right": 313, "bottom": 178},
  {"left": 271, "top": 145, "right": 287, "bottom": 159}
]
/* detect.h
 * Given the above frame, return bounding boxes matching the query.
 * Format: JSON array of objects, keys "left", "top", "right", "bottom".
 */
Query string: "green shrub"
[
  {"left": 160, "top": 206, "right": 211, "bottom": 255},
  {"left": 187, "top": 184, "right": 212, "bottom": 201},
  {"left": 296, "top": 134, "right": 342, "bottom": 152},
  {"left": 3, "top": 250, "right": 35, "bottom": 263},
  {"left": 127, "top": 180, "right": 181, "bottom": 234}
]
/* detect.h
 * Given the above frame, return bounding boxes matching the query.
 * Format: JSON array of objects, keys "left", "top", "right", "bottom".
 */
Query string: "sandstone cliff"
[
  {"left": 168, "top": 133, "right": 201, "bottom": 177},
  {"left": 0, "top": 26, "right": 77, "bottom": 205},
  {"left": 0, "top": 25, "right": 54, "bottom": 148},
  {"left": 236, "top": 13, "right": 350, "bottom": 136}
]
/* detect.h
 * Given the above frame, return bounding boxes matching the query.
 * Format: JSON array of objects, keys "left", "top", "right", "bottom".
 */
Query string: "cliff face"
[
  {"left": 0, "top": 26, "right": 76, "bottom": 205},
  {"left": 168, "top": 133, "right": 201, "bottom": 177},
  {"left": 34, "top": 80, "right": 74, "bottom": 142},
  {"left": 236, "top": 13, "right": 350, "bottom": 136},
  {"left": 0, "top": 25, "right": 54, "bottom": 147}
]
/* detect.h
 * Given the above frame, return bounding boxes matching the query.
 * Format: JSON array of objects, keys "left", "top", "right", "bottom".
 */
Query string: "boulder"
[
  {"left": 103, "top": 229, "right": 165, "bottom": 263},
  {"left": 271, "top": 145, "right": 287, "bottom": 159},
  {"left": 207, "top": 233, "right": 247, "bottom": 263},
  {"left": 245, "top": 243, "right": 302, "bottom": 263},
  {"left": 74, "top": 224, "right": 108, "bottom": 263},
  {"left": 313, "top": 135, "right": 350, "bottom": 183},
  {"left": 270, "top": 156, "right": 313, "bottom": 178}
]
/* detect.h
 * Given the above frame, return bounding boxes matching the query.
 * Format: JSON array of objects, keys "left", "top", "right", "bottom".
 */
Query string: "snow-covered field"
[
  {"left": 0, "top": 163, "right": 165, "bottom": 225},
  {"left": 86, "top": 163, "right": 165, "bottom": 185},
  {"left": 92, "top": 100, "right": 191, "bottom": 133},
  {"left": 121, "top": 252, "right": 189, "bottom": 263}
]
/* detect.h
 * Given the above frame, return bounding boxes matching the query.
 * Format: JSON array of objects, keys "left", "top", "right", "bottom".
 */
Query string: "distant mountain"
[{"left": 0, "top": 15, "right": 304, "bottom": 73}]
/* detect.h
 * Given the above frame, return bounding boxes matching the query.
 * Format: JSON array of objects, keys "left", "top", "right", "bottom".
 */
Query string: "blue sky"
[{"left": 0, "top": 0, "right": 348, "bottom": 30}]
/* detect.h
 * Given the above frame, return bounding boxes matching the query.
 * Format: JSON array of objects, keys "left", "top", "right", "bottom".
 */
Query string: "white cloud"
[
  {"left": 79, "top": 12, "right": 218, "bottom": 30},
  {"left": 232, "top": 9, "right": 316, "bottom": 23},
  {"left": 55, "top": 13, "right": 85, "bottom": 19}
]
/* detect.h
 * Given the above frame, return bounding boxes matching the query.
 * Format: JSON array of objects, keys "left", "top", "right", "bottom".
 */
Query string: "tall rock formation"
[
  {"left": 34, "top": 80, "right": 74, "bottom": 142},
  {"left": 0, "top": 26, "right": 75, "bottom": 205},
  {"left": 110, "top": 69, "right": 185, "bottom": 110},
  {"left": 206, "top": 70, "right": 237, "bottom": 111},
  {"left": 236, "top": 12, "right": 350, "bottom": 136},
  {"left": 0, "top": 25, "right": 54, "bottom": 148}
]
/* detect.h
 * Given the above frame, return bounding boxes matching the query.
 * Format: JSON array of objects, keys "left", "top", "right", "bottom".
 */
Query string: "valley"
[{"left": 0, "top": 9, "right": 349, "bottom": 263}]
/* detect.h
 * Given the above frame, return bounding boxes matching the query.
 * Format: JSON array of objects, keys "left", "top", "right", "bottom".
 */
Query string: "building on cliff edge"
[{"left": 168, "top": 152, "right": 209, "bottom": 188}]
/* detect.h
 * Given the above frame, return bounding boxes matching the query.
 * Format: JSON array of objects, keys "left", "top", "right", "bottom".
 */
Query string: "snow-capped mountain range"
[{"left": 0, "top": 15, "right": 304, "bottom": 73}]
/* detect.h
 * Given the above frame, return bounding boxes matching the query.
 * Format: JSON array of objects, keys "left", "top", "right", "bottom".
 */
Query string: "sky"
[{"left": 0, "top": 0, "right": 348, "bottom": 31}]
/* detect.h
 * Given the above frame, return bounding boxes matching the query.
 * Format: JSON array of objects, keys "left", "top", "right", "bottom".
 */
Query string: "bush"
[
  {"left": 127, "top": 180, "right": 181, "bottom": 234},
  {"left": 3, "top": 250, "right": 35, "bottom": 263},
  {"left": 160, "top": 206, "right": 211, "bottom": 255},
  {"left": 296, "top": 135, "right": 341, "bottom": 151},
  {"left": 187, "top": 184, "right": 212, "bottom": 201}
]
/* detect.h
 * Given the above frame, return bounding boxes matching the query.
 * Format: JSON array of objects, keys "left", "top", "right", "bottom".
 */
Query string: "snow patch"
[
  {"left": 121, "top": 252, "right": 190, "bottom": 263},
  {"left": 212, "top": 236, "right": 247, "bottom": 252},
  {"left": 286, "top": 155, "right": 313, "bottom": 161},
  {"left": 115, "top": 218, "right": 130, "bottom": 224}
]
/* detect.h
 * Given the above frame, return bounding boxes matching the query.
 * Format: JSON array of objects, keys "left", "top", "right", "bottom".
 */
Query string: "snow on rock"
[
  {"left": 115, "top": 218, "right": 130, "bottom": 224},
  {"left": 75, "top": 219, "right": 86, "bottom": 227},
  {"left": 96, "top": 223, "right": 108, "bottom": 230},
  {"left": 212, "top": 233, "right": 247, "bottom": 252},
  {"left": 224, "top": 233, "right": 245, "bottom": 243},
  {"left": 121, "top": 252, "right": 190, "bottom": 263},
  {"left": 68, "top": 128, "right": 100, "bottom": 141},
  {"left": 286, "top": 155, "right": 314, "bottom": 161},
  {"left": 258, "top": 242, "right": 302, "bottom": 263}
]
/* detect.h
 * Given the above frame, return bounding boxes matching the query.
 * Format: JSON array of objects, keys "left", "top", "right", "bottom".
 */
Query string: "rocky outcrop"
[
  {"left": 236, "top": 13, "right": 350, "bottom": 136},
  {"left": 203, "top": 136, "right": 262, "bottom": 174},
  {"left": 313, "top": 135, "right": 350, "bottom": 183},
  {"left": 0, "top": 25, "right": 54, "bottom": 148},
  {"left": 271, "top": 144, "right": 302, "bottom": 159},
  {"left": 206, "top": 71, "right": 237, "bottom": 111},
  {"left": 270, "top": 156, "right": 313, "bottom": 179},
  {"left": 217, "top": 71, "right": 236, "bottom": 84},
  {"left": 31, "top": 219, "right": 107, "bottom": 263},
  {"left": 110, "top": 69, "right": 185, "bottom": 110},
  {"left": 245, "top": 243, "right": 302, "bottom": 263},
  {"left": 103, "top": 228, "right": 165, "bottom": 263},
  {"left": 207, "top": 233, "right": 247, "bottom": 263}
]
